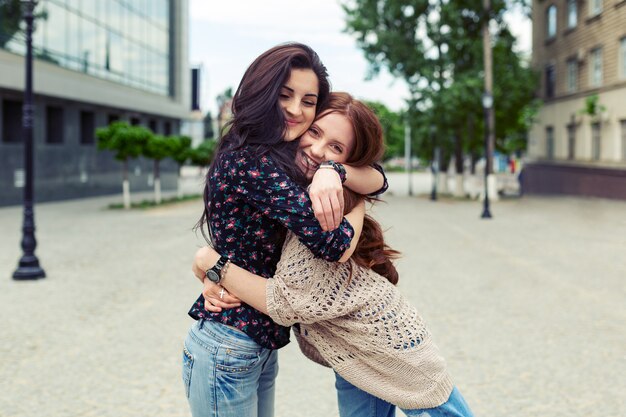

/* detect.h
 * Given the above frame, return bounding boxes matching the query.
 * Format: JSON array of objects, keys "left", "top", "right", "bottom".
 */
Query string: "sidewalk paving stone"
[{"left": 1, "top": 190, "right": 624, "bottom": 417}]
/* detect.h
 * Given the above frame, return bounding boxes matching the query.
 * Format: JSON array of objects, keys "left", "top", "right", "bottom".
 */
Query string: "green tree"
[
  {"left": 96, "top": 122, "right": 151, "bottom": 209},
  {"left": 143, "top": 134, "right": 172, "bottom": 204},
  {"left": 0, "top": 0, "right": 47, "bottom": 48},
  {"left": 364, "top": 101, "right": 405, "bottom": 160},
  {"left": 168, "top": 135, "right": 193, "bottom": 198},
  {"left": 343, "top": 0, "right": 538, "bottom": 193},
  {"left": 189, "top": 139, "right": 216, "bottom": 168}
]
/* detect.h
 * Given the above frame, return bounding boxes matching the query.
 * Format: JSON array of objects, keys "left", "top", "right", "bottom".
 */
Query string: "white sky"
[{"left": 189, "top": 0, "right": 531, "bottom": 115}]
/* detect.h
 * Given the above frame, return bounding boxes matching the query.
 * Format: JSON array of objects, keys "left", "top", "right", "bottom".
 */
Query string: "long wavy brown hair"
[{"left": 321, "top": 93, "right": 401, "bottom": 284}]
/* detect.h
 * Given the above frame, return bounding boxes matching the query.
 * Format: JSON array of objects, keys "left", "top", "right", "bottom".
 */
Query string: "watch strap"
[{"left": 320, "top": 160, "right": 347, "bottom": 183}]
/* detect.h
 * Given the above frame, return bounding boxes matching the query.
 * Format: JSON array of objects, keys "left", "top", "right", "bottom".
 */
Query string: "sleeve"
[
  {"left": 230, "top": 152, "right": 354, "bottom": 262},
  {"left": 368, "top": 163, "right": 388, "bottom": 197},
  {"left": 265, "top": 236, "right": 360, "bottom": 326}
]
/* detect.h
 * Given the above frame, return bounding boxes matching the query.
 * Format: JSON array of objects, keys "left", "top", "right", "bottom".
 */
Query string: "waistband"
[{"left": 194, "top": 319, "right": 263, "bottom": 352}]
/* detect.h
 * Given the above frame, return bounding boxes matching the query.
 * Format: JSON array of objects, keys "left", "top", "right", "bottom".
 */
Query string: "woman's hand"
[
  {"left": 192, "top": 246, "right": 241, "bottom": 312},
  {"left": 201, "top": 279, "right": 241, "bottom": 312},
  {"left": 309, "top": 168, "right": 344, "bottom": 231}
]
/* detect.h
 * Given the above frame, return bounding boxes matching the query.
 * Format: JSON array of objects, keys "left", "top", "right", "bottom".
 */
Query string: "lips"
[{"left": 299, "top": 151, "right": 319, "bottom": 171}]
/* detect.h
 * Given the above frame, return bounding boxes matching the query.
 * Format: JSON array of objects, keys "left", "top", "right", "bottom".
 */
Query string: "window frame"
[
  {"left": 45, "top": 106, "right": 64, "bottom": 145},
  {"left": 546, "top": 5, "right": 557, "bottom": 39},
  {"left": 546, "top": 126, "right": 555, "bottom": 159},
  {"left": 566, "top": 59, "right": 578, "bottom": 93},
  {"left": 591, "top": 122, "right": 601, "bottom": 161},
  {"left": 567, "top": 0, "right": 578, "bottom": 29},
  {"left": 589, "top": 0, "right": 602, "bottom": 17},
  {"left": 589, "top": 48, "right": 603, "bottom": 88}
]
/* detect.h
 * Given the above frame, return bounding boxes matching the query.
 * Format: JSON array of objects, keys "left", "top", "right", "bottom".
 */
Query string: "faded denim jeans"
[
  {"left": 335, "top": 373, "right": 474, "bottom": 417},
  {"left": 182, "top": 320, "right": 278, "bottom": 417}
]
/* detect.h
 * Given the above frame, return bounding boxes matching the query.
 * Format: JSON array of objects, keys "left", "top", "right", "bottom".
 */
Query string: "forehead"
[
  {"left": 284, "top": 68, "right": 319, "bottom": 95},
  {"left": 315, "top": 112, "right": 354, "bottom": 146}
]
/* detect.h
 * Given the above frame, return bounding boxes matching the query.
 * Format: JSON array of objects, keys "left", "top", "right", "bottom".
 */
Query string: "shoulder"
[{"left": 218, "top": 148, "right": 279, "bottom": 172}]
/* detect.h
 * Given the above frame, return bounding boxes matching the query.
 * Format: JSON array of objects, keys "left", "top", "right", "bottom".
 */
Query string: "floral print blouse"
[{"left": 188, "top": 148, "right": 387, "bottom": 349}]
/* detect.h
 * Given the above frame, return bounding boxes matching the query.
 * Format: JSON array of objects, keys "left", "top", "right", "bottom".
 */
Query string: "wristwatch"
[
  {"left": 205, "top": 255, "right": 229, "bottom": 284},
  {"left": 319, "top": 160, "right": 347, "bottom": 183}
]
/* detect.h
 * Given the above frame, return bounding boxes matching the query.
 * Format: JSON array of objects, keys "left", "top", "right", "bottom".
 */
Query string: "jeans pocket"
[
  {"left": 182, "top": 344, "right": 194, "bottom": 398},
  {"left": 216, "top": 346, "right": 261, "bottom": 374}
]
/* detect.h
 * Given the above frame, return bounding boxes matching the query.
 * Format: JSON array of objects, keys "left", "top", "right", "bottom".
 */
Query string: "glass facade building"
[
  {"left": 0, "top": 0, "right": 189, "bottom": 206},
  {"left": 1, "top": 0, "right": 171, "bottom": 95}
]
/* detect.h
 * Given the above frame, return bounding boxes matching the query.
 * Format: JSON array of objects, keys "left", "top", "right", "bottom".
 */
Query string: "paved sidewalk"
[{"left": 1, "top": 192, "right": 625, "bottom": 417}]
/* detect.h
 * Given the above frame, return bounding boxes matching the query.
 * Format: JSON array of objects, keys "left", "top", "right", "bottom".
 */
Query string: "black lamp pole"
[
  {"left": 13, "top": 0, "right": 45, "bottom": 280},
  {"left": 481, "top": 0, "right": 494, "bottom": 220}
]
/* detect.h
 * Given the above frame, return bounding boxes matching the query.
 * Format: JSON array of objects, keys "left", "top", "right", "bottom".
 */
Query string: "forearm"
[
  {"left": 338, "top": 200, "right": 365, "bottom": 262},
  {"left": 220, "top": 265, "right": 269, "bottom": 314},
  {"left": 343, "top": 165, "right": 385, "bottom": 195}
]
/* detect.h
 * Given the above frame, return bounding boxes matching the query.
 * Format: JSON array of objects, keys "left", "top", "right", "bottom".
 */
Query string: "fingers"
[
  {"left": 318, "top": 195, "right": 335, "bottom": 232},
  {"left": 311, "top": 196, "right": 329, "bottom": 231},
  {"left": 202, "top": 280, "right": 241, "bottom": 312},
  {"left": 329, "top": 192, "right": 342, "bottom": 230}
]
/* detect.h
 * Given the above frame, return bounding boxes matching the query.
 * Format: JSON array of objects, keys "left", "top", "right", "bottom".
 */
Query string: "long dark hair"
[
  {"left": 197, "top": 43, "right": 331, "bottom": 243},
  {"left": 321, "top": 93, "right": 401, "bottom": 284}
]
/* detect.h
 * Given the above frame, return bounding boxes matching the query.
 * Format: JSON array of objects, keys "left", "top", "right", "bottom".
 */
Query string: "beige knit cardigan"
[{"left": 266, "top": 233, "right": 454, "bottom": 410}]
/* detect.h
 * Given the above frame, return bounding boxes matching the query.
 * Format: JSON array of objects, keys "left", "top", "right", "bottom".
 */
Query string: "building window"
[
  {"left": 130, "top": 117, "right": 141, "bottom": 126},
  {"left": 546, "top": 5, "right": 557, "bottom": 38},
  {"left": 80, "top": 111, "right": 95, "bottom": 144},
  {"left": 619, "top": 37, "right": 626, "bottom": 78},
  {"left": 545, "top": 65, "right": 556, "bottom": 98},
  {"left": 567, "top": 123, "right": 576, "bottom": 160},
  {"left": 566, "top": 59, "right": 578, "bottom": 93},
  {"left": 164, "top": 121, "right": 172, "bottom": 136},
  {"left": 108, "top": 114, "right": 119, "bottom": 125},
  {"left": 591, "top": 122, "right": 601, "bottom": 160},
  {"left": 621, "top": 120, "right": 626, "bottom": 161},
  {"left": 546, "top": 126, "right": 555, "bottom": 159},
  {"left": 567, "top": 0, "right": 577, "bottom": 28},
  {"left": 590, "top": 48, "right": 603, "bottom": 87},
  {"left": 46, "top": 106, "right": 64, "bottom": 144},
  {"left": 589, "top": 0, "right": 602, "bottom": 16},
  {"left": 2, "top": 100, "right": 23, "bottom": 143},
  {"left": 149, "top": 119, "right": 158, "bottom": 133}
]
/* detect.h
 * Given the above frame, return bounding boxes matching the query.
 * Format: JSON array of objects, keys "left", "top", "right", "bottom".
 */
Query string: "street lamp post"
[
  {"left": 481, "top": 93, "right": 493, "bottom": 219},
  {"left": 13, "top": 0, "right": 45, "bottom": 280}
]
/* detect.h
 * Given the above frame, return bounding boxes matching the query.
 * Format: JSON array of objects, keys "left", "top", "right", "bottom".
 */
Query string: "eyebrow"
[{"left": 282, "top": 85, "right": 318, "bottom": 98}]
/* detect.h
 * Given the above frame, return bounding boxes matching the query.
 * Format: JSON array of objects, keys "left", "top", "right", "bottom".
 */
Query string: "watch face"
[{"left": 206, "top": 269, "right": 220, "bottom": 283}]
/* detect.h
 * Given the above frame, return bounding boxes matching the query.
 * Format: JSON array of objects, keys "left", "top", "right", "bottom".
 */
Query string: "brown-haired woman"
[
  {"left": 194, "top": 92, "right": 475, "bottom": 417},
  {"left": 184, "top": 44, "right": 388, "bottom": 417}
]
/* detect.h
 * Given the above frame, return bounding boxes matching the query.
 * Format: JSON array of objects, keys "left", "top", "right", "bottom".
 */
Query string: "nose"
[
  {"left": 285, "top": 99, "right": 302, "bottom": 118},
  {"left": 310, "top": 141, "right": 325, "bottom": 159}
]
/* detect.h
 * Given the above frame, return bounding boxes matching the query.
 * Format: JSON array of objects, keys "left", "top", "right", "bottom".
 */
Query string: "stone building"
[{"left": 525, "top": 0, "right": 626, "bottom": 199}]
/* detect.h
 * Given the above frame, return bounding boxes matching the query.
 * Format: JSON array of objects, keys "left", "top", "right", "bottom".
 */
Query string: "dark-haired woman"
[
  {"left": 194, "top": 93, "right": 475, "bottom": 417},
  {"left": 183, "top": 45, "right": 387, "bottom": 417}
]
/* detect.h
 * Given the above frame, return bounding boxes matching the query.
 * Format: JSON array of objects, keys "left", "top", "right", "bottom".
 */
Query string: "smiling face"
[
  {"left": 279, "top": 68, "right": 319, "bottom": 142},
  {"left": 296, "top": 112, "right": 356, "bottom": 180}
]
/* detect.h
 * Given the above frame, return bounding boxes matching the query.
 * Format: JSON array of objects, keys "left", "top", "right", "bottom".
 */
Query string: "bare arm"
[
  {"left": 309, "top": 165, "right": 384, "bottom": 231},
  {"left": 193, "top": 201, "right": 367, "bottom": 310},
  {"left": 343, "top": 165, "right": 385, "bottom": 195}
]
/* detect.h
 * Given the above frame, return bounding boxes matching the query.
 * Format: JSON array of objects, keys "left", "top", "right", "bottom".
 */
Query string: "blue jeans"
[
  {"left": 182, "top": 320, "right": 279, "bottom": 417},
  {"left": 335, "top": 373, "right": 474, "bottom": 417}
]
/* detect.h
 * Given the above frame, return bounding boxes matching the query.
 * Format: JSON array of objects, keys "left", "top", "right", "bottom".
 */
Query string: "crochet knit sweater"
[{"left": 266, "top": 233, "right": 454, "bottom": 409}]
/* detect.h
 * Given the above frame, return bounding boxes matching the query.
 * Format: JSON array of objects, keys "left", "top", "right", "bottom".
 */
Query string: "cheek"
[{"left": 303, "top": 108, "right": 316, "bottom": 125}]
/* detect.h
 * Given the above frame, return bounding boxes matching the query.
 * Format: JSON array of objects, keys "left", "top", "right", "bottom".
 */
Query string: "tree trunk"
[
  {"left": 154, "top": 159, "right": 161, "bottom": 205},
  {"left": 438, "top": 151, "right": 450, "bottom": 194},
  {"left": 453, "top": 132, "right": 464, "bottom": 197},
  {"left": 177, "top": 165, "right": 183, "bottom": 199},
  {"left": 122, "top": 159, "right": 130, "bottom": 209}
]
